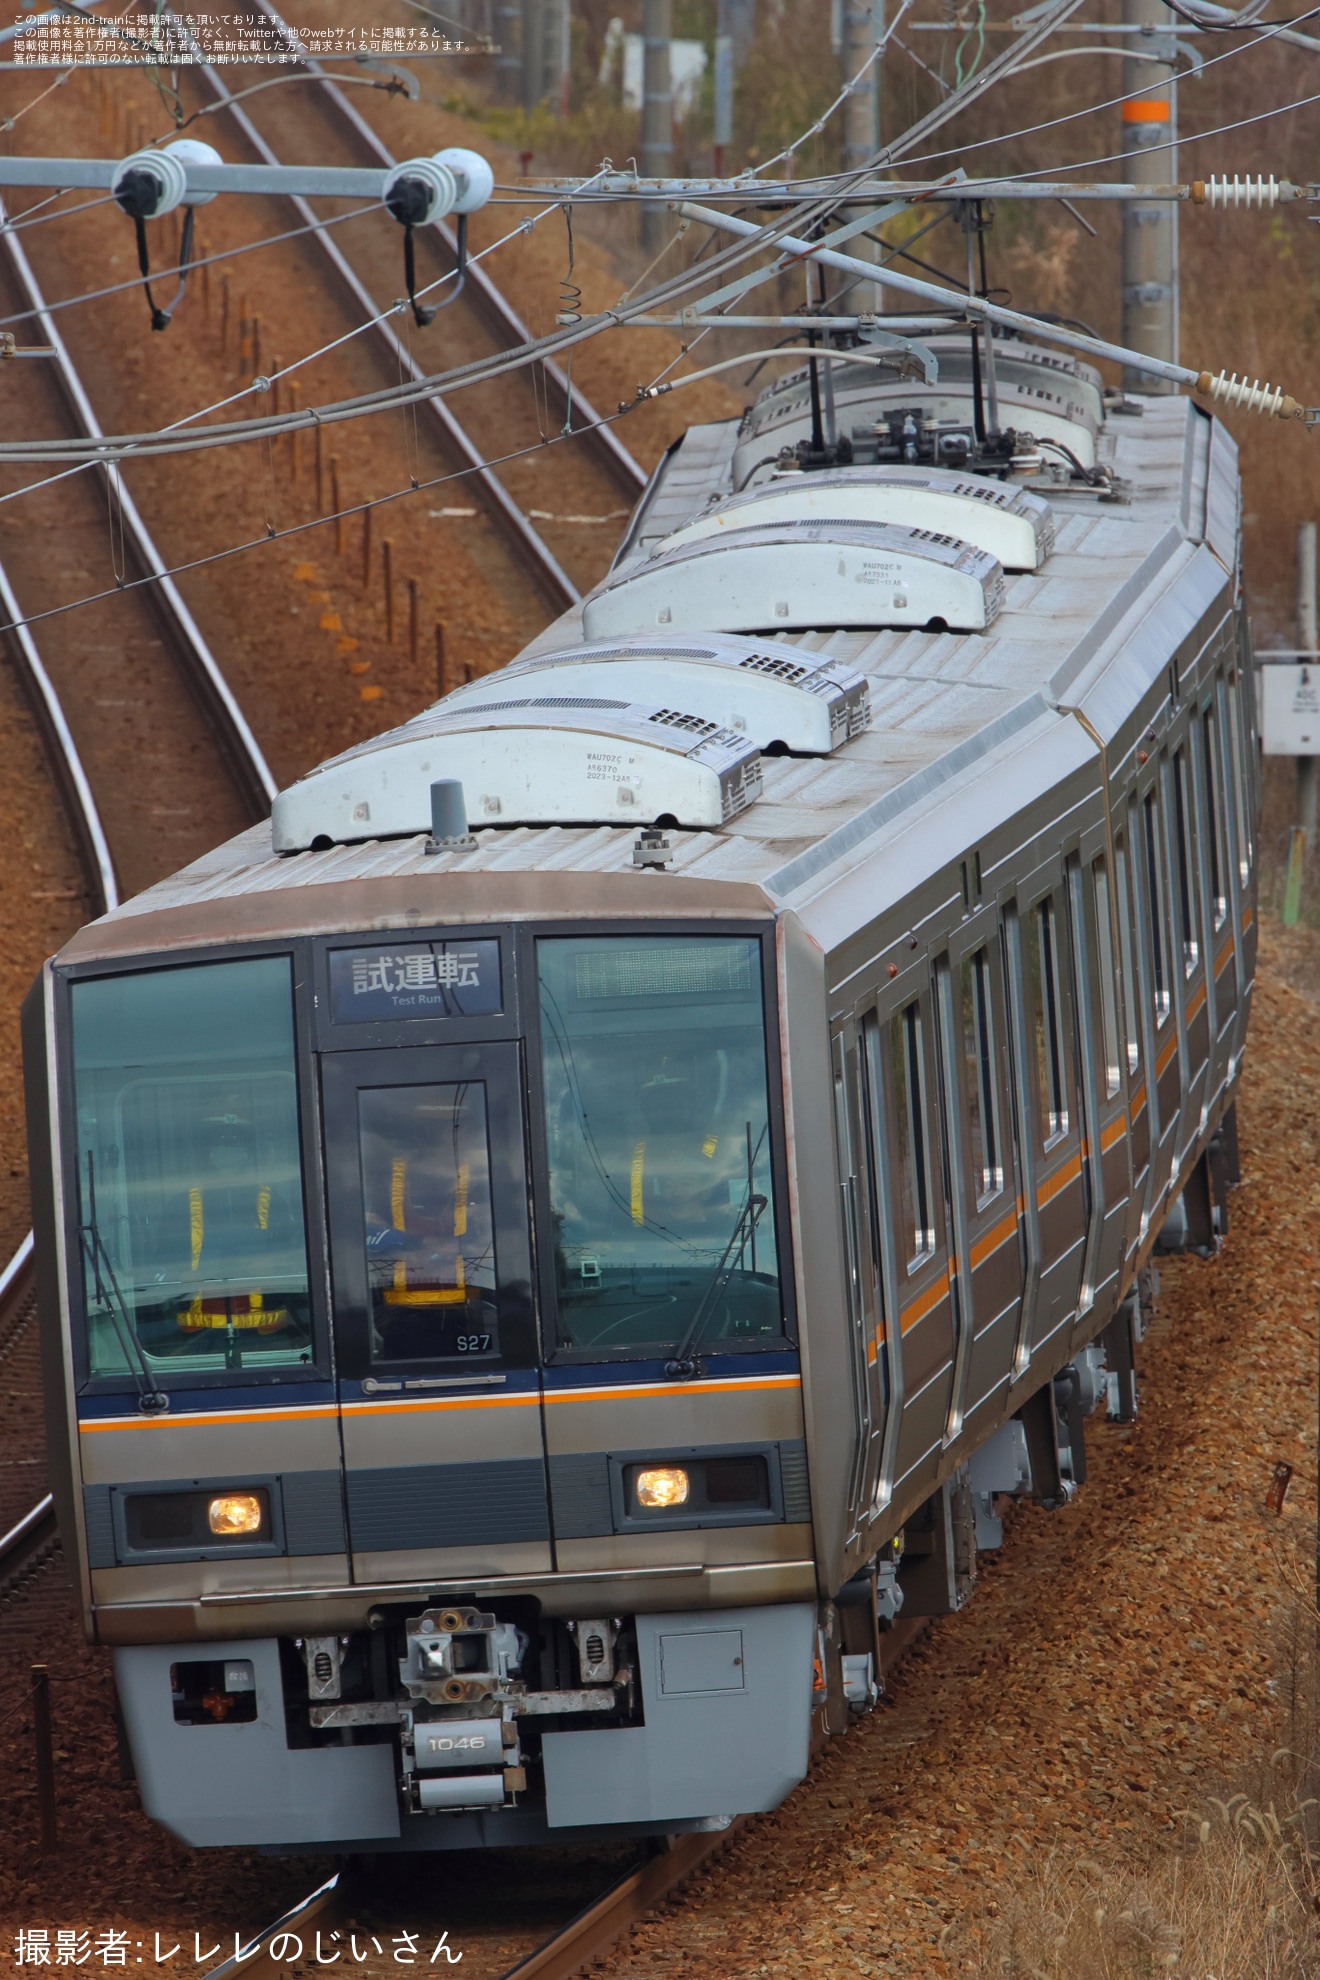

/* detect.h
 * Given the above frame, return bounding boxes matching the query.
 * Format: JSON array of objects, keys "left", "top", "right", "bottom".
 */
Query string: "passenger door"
[
  {"left": 878, "top": 983, "right": 957, "bottom": 1498},
  {"left": 934, "top": 929, "right": 1024, "bottom": 1442},
  {"left": 1004, "top": 881, "right": 1088, "bottom": 1363},
  {"left": 320, "top": 1045, "right": 550, "bottom": 1584}
]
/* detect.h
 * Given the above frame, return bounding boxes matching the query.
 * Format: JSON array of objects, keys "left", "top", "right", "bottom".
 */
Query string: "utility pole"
[
  {"left": 543, "top": 0, "right": 570, "bottom": 113},
  {"left": 521, "top": 0, "right": 542, "bottom": 108},
  {"left": 841, "top": 0, "right": 879, "bottom": 172},
  {"left": 840, "top": 0, "right": 881, "bottom": 311},
  {"left": 1121, "top": 0, "right": 1178, "bottom": 390},
  {"left": 640, "top": 0, "right": 673, "bottom": 247},
  {"left": 714, "top": 0, "right": 755, "bottom": 174},
  {"left": 497, "top": 0, "right": 521, "bottom": 99},
  {"left": 522, "top": 0, "right": 568, "bottom": 110},
  {"left": 1298, "top": 520, "right": 1317, "bottom": 853}
]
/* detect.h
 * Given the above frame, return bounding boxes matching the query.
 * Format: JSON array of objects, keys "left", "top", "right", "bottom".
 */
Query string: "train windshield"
[
  {"left": 537, "top": 934, "right": 785, "bottom": 1354},
  {"left": 69, "top": 957, "right": 314, "bottom": 1379}
]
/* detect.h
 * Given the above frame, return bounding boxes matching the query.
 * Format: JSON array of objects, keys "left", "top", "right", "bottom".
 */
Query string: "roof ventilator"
[{"left": 447, "top": 634, "right": 870, "bottom": 755}]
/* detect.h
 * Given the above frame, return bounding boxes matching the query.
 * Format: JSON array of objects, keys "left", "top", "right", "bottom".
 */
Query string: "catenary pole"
[{"left": 1121, "top": 0, "right": 1178, "bottom": 390}]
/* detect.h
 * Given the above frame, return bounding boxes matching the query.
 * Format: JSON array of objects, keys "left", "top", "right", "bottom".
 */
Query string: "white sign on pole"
[{"left": 1260, "top": 663, "right": 1320, "bottom": 756}]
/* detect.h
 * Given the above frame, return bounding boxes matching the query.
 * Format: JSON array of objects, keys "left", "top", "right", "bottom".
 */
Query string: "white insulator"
[
  {"left": 162, "top": 137, "right": 223, "bottom": 207},
  {"left": 112, "top": 146, "right": 189, "bottom": 219},
  {"left": 382, "top": 156, "right": 459, "bottom": 227},
  {"left": 1205, "top": 371, "right": 1287, "bottom": 416},
  {"left": 432, "top": 147, "right": 494, "bottom": 215},
  {"left": 1205, "top": 174, "right": 1280, "bottom": 209}
]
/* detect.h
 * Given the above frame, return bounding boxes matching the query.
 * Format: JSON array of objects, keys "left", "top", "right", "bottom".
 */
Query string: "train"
[{"left": 23, "top": 330, "right": 1257, "bottom": 1853}]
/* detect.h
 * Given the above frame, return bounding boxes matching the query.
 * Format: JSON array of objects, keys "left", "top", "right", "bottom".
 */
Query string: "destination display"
[{"left": 328, "top": 939, "right": 502, "bottom": 1022}]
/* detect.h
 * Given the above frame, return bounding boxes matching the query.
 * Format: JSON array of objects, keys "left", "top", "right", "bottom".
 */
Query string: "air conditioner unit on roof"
[
  {"left": 443, "top": 632, "right": 870, "bottom": 753},
  {"left": 660, "top": 466, "right": 1054, "bottom": 572},
  {"left": 270, "top": 698, "right": 764, "bottom": 850},
  {"left": 582, "top": 520, "right": 1004, "bottom": 640}
]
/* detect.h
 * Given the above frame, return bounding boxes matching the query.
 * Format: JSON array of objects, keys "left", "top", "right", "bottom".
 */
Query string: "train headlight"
[
  {"left": 208, "top": 1492, "right": 264, "bottom": 1536},
  {"left": 635, "top": 1466, "right": 689, "bottom": 1509}
]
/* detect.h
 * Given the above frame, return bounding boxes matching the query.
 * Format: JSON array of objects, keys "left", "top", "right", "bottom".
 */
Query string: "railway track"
[
  {"left": 167, "top": 1, "right": 645, "bottom": 610},
  {"left": 0, "top": 202, "right": 276, "bottom": 877},
  {"left": 242, "top": 0, "right": 645, "bottom": 499},
  {"left": 205, "top": 1615, "right": 929, "bottom": 1980},
  {"left": 0, "top": 190, "right": 284, "bottom": 1612},
  {"left": 199, "top": 1827, "right": 749, "bottom": 1980}
]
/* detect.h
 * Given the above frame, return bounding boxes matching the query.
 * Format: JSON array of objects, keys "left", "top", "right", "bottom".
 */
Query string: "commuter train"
[{"left": 24, "top": 333, "right": 1256, "bottom": 1853}]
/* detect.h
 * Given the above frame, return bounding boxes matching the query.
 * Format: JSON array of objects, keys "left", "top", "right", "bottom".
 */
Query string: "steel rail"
[
  {"left": 199, "top": 1872, "right": 346, "bottom": 1980},
  {"left": 0, "top": 191, "right": 286, "bottom": 1598},
  {"left": 244, "top": 0, "right": 647, "bottom": 500},
  {"left": 0, "top": 1491, "right": 57, "bottom": 1599},
  {"left": 0, "top": 556, "right": 118, "bottom": 915},
  {"left": 175, "top": 23, "right": 582, "bottom": 613},
  {"left": 0, "top": 455, "right": 123, "bottom": 1593},
  {"left": 0, "top": 205, "right": 279, "bottom": 815}
]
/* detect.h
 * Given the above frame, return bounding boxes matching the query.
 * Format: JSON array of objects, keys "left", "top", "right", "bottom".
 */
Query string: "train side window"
[
  {"left": 1028, "top": 896, "right": 1069, "bottom": 1146},
  {"left": 1202, "top": 701, "right": 1228, "bottom": 928},
  {"left": 860, "top": 1011, "right": 887, "bottom": 1283},
  {"left": 890, "top": 1001, "right": 936, "bottom": 1268},
  {"left": 1113, "top": 837, "right": 1142, "bottom": 1077},
  {"left": 1225, "top": 670, "right": 1252, "bottom": 884},
  {"left": 1171, "top": 748, "right": 1199, "bottom": 975},
  {"left": 961, "top": 949, "right": 1003, "bottom": 1202},
  {"left": 1142, "top": 791, "right": 1172, "bottom": 1025},
  {"left": 1091, "top": 858, "right": 1122, "bottom": 1099}
]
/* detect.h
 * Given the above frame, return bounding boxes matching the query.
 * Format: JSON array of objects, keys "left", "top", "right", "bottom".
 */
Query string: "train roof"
[{"left": 61, "top": 385, "right": 1240, "bottom": 966}]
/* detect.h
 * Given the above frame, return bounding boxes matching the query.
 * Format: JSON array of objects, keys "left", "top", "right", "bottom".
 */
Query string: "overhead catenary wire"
[
  {"left": 0, "top": 0, "right": 1306, "bottom": 479},
  {"left": 853, "top": 0, "right": 1320, "bottom": 177},
  {"left": 0, "top": 199, "right": 383, "bottom": 332},
  {"left": 0, "top": 193, "right": 279, "bottom": 806},
  {"left": 0, "top": 404, "right": 639, "bottom": 643}
]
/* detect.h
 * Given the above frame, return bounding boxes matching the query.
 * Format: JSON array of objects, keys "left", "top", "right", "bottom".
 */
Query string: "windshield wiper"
[
  {"left": 664, "top": 1192, "right": 767, "bottom": 1381},
  {"left": 80, "top": 1152, "right": 169, "bottom": 1413}
]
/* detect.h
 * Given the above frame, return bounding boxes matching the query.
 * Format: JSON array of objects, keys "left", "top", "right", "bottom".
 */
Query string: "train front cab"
[{"left": 26, "top": 906, "right": 822, "bottom": 1850}]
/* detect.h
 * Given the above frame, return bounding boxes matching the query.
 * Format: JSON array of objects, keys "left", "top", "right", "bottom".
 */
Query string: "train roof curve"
[{"left": 62, "top": 387, "right": 1241, "bottom": 964}]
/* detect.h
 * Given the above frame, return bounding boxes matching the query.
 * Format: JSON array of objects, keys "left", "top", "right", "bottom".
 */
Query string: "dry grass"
[
  {"left": 952, "top": 1805, "right": 1320, "bottom": 1977},
  {"left": 947, "top": 1538, "right": 1320, "bottom": 1979}
]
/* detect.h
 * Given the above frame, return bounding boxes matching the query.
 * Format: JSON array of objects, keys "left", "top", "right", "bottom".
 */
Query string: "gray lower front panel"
[
  {"left": 113, "top": 1639, "right": 400, "bottom": 1848},
  {"left": 346, "top": 1459, "right": 550, "bottom": 1551},
  {"left": 541, "top": 1603, "right": 815, "bottom": 1827}
]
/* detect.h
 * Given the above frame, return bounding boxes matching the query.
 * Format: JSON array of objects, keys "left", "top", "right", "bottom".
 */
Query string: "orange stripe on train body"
[
  {"left": 81, "top": 1371, "right": 804, "bottom": 1432},
  {"left": 898, "top": 1268, "right": 952, "bottom": 1335},
  {"left": 1036, "top": 1149, "right": 1083, "bottom": 1210},
  {"left": 81, "top": 1402, "right": 341, "bottom": 1433},
  {"left": 1184, "top": 979, "right": 1208, "bottom": 1026},
  {"left": 969, "top": 1206, "right": 1018, "bottom": 1270},
  {"left": 1156, "top": 1031, "right": 1178, "bottom": 1077},
  {"left": 543, "top": 1374, "right": 802, "bottom": 1405}
]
